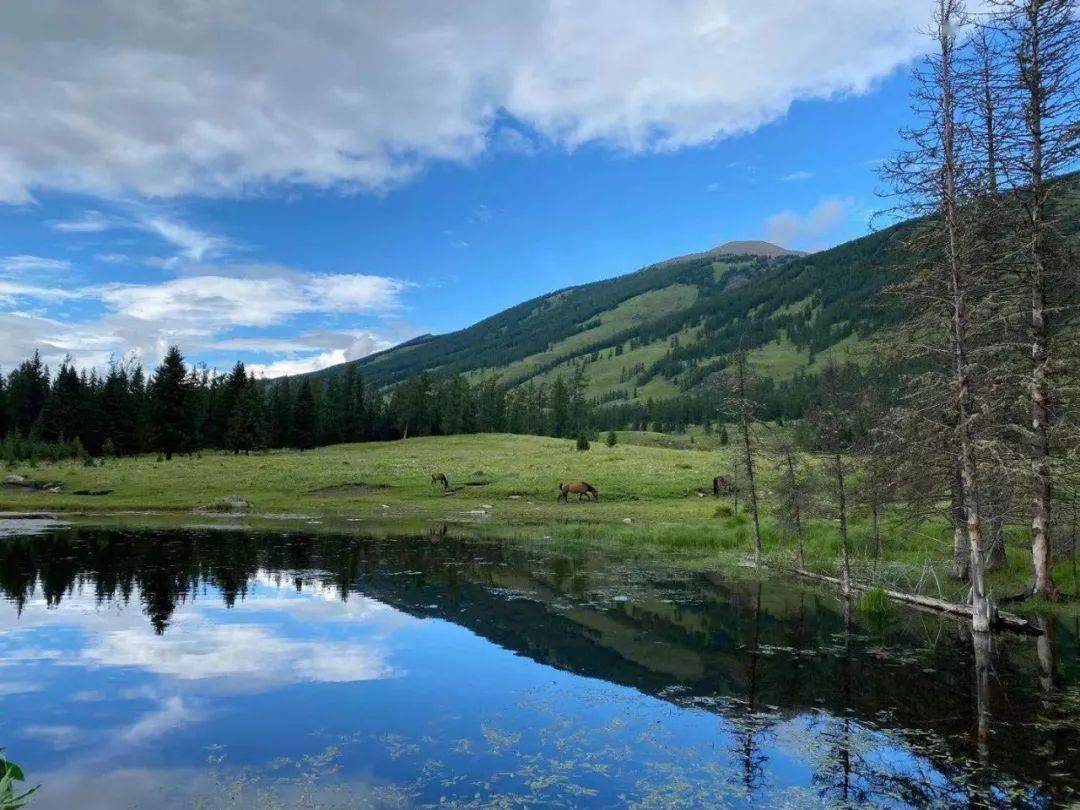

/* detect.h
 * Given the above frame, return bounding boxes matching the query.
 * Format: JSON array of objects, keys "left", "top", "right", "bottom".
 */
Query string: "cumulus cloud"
[
  {"left": 0, "top": 265, "right": 409, "bottom": 373},
  {"left": 99, "top": 269, "right": 407, "bottom": 328},
  {"left": 763, "top": 196, "right": 854, "bottom": 251},
  {"left": 215, "top": 331, "right": 394, "bottom": 377},
  {"left": 0, "top": 1, "right": 931, "bottom": 203}
]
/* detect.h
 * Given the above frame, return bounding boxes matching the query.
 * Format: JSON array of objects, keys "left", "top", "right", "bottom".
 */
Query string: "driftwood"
[{"left": 794, "top": 569, "right": 1039, "bottom": 635}]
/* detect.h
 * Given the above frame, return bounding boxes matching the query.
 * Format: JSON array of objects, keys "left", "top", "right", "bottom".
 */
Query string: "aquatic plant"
[{"left": 0, "top": 751, "right": 37, "bottom": 810}]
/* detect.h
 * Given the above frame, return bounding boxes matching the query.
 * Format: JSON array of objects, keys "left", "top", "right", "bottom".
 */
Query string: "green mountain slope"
[{"left": 309, "top": 175, "right": 1078, "bottom": 404}]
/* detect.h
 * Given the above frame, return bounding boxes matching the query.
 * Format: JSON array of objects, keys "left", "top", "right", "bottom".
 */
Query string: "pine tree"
[
  {"left": 101, "top": 361, "right": 140, "bottom": 456},
  {"left": 267, "top": 378, "right": 294, "bottom": 448},
  {"left": 38, "top": 360, "right": 84, "bottom": 442},
  {"left": 149, "top": 346, "right": 191, "bottom": 461},
  {"left": 550, "top": 375, "right": 569, "bottom": 437},
  {"left": 7, "top": 352, "right": 50, "bottom": 436},
  {"left": 292, "top": 379, "right": 318, "bottom": 451}
]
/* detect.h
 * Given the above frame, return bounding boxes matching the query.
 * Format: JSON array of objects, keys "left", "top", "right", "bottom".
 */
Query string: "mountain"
[
  {"left": 309, "top": 230, "right": 904, "bottom": 402},
  {"left": 307, "top": 173, "right": 1079, "bottom": 406},
  {"left": 691, "top": 239, "right": 806, "bottom": 258}
]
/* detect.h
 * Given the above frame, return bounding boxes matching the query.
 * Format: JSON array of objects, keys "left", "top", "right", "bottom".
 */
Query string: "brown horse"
[
  {"left": 431, "top": 472, "right": 449, "bottom": 490},
  {"left": 558, "top": 481, "right": 598, "bottom": 502},
  {"left": 712, "top": 475, "right": 736, "bottom": 497}
]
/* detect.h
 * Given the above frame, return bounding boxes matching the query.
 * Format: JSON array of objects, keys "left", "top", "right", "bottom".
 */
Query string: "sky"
[{"left": 0, "top": 0, "right": 934, "bottom": 378}]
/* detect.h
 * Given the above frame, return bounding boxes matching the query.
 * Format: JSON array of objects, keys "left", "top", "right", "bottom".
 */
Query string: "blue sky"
[{"left": 0, "top": 1, "right": 929, "bottom": 377}]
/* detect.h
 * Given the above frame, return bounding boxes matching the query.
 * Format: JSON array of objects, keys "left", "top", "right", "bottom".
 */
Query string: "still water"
[{"left": 0, "top": 523, "right": 1077, "bottom": 808}]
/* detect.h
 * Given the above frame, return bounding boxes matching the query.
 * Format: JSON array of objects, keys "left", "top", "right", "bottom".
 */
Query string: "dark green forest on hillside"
[{"left": 328, "top": 230, "right": 908, "bottom": 391}]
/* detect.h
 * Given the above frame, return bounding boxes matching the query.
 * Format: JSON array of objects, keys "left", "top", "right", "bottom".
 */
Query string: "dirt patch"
[{"left": 311, "top": 483, "right": 390, "bottom": 496}]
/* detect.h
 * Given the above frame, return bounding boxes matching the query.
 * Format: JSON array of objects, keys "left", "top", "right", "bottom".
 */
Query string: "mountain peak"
[{"left": 709, "top": 240, "right": 805, "bottom": 258}]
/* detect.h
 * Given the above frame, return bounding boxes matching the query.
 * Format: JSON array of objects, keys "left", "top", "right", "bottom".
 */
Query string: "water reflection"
[{"left": 0, "top": 526, "right": 1077, "bottom": 808}]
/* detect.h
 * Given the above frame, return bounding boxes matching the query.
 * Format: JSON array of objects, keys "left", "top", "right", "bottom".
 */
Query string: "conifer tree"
[
  {"left": 292, "top": 379, "right": 317, "bottom": 451},
  {"left": 149, "top": 346, "right": 191, "bottom": 460}
]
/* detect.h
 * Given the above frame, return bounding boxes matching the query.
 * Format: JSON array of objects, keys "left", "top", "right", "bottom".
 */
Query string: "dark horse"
[
  {"left": 431, "top": 472, "right": 449, "bottom": 490},
  {"left": 713, "top": 475, "right": 736, "bottom": 497},
  {"left": 558, "top": 481, "right": 598, "bottom": 502}
]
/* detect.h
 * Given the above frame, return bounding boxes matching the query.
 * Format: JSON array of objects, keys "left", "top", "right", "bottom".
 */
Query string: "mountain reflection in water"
[{"left": 0, "top": 526, "right": 1077, "bottom": 808}]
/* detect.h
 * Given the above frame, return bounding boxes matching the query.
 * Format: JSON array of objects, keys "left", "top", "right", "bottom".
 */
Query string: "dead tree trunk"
[
  {"left": 935, "top": 0, "right": 994, "bottom": 631},
  {"left": 995, "top": 0, "right": 1078, "bottom": 598},
  {"left": 735, "top": 353, "right": 763, "bottom": 563},
  {"left": 833, "top": 450, "right": 852, "bottom": 596},
  {"left": 951, "top": 459, "right": 971, "bottom": 580},
  {"left": 785, "top": 447, "right": 807, "bottom": 570}
]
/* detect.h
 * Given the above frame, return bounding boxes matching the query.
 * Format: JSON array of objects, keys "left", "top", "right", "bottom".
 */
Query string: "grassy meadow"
[{"left": 1, "top": 432, "right": 1076, "bottom": 609}]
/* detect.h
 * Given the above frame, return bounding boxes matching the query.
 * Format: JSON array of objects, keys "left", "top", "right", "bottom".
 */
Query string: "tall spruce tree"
[
  {"left": 149, "top": 346, "right": 191, "bottom": 460},
  {"left": 292, "top": 379, "right": 317, "bottom": 451}
]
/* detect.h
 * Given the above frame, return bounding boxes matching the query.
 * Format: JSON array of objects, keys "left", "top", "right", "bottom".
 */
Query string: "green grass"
[
  {"left": 2, "top": 432, "right": 1075, "bottom": 614},
  {"left": 746, "top": 332, "right": 809, "bottom": 379}
]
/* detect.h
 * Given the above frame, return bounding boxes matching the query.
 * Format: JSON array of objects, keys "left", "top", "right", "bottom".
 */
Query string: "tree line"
[{"left": 0, "top": 346, "right": 605, "bottom": 463}]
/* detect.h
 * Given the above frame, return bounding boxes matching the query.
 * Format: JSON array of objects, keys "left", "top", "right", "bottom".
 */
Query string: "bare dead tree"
[
  {"left": 718, "top": 350, "right": 765, "bottom": 563},
  {"left": 805, "top": 361, "right": 859, "bottom": 595},
  {"left": 882, "top": 0, "right": 997, "bottom": 630},
  {"left": 990, "top": 0, "right": 1079, "bottom": 598},
  {"left": 775, "top": 437, "right": 810, "bottom": 569}
]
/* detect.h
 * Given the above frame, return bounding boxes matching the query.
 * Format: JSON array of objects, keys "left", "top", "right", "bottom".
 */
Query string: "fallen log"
[{"left": 794, "top": 568, "right": 1039, "bottom": 635}]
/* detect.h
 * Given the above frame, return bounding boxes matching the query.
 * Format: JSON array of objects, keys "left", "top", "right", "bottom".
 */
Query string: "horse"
[
  {"left": 558, "top": 481, "right": 598, "bottom": 502},
  {"left": 431, "top": 472, "right": 449, "bottom": 490},
  {"left": 712, "top": 475, "right": 735, "bottom": 497}
]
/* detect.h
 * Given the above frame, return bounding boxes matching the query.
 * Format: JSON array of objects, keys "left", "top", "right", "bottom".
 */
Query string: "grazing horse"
[
  {"left": 712, "top": 475, "right": 735, "bottom": 497},
  {"left": 558, "top": 481, "right": 598, "bottom": 502},
  {"left": 431, "top": 472, "right": 449, "bottom": 490}
]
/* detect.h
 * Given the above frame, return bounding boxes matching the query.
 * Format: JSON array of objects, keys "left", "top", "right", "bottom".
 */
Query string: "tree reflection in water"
[{"left": 0, "top": 526, "right": 1077, "bottom": 807}]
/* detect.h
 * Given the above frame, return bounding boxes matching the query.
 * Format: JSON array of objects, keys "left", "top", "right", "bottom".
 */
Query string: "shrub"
[
  {"left": 575, "top": 434, "right": 590, "bottom": 451},
  {"left": 606, "top": 430, "right": 617, "bottom": 447}
]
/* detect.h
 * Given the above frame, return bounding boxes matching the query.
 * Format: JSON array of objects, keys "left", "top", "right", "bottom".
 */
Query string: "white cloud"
[
  {"left": 0, "top": 1, "right": 931, "bottom": 203},
  {"left": 22, "top": 724, "right": 82, "bottom": 750},
  {"left": 0, "top": 680, "right": 42, "bottom": 696},
  {"left": 0, "top": 312, "right": 121, "bottom": 370},
  {"left": 247, "top": 348, "right": 358, "bottom": 377},
  {"left": 780, "top": 170, "right": 815, "bottom": 181},
  {"left": 48, "top": 206, "right": 235, "bottom": 267},
  {"left": 0, "top": 265, "right": 409, "bottom": 372},
  {"left": 49, "top": 210, "right": 113, "bottom": 233},
  {"left": 139, "top": 215, "right": 232, "bottom": 263},
  {"left": 1, "top": 254, "right": 72, "bottom": 273},
  {"left": 82, "top": 621, "right": 395, "bottom": 686},
  {"left": 94, "top": 253, "right": 130, "bottom": 264},
  {"left": 0, "top": 280, "right": 83, "bottom": 304},
  {"left": 98, "top": 269, "right": 406, "bottom": 328},
  {"left": 763, "top": 196, "right": 854, "bottom": 250},
  {"left": 217, "top": 330, "right": 394, "bottom": 377}
]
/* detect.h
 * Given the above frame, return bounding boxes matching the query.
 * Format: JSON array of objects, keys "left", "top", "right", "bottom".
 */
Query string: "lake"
[{"left": 1, "top": 522, "right": 1077, "bottom": 808}]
